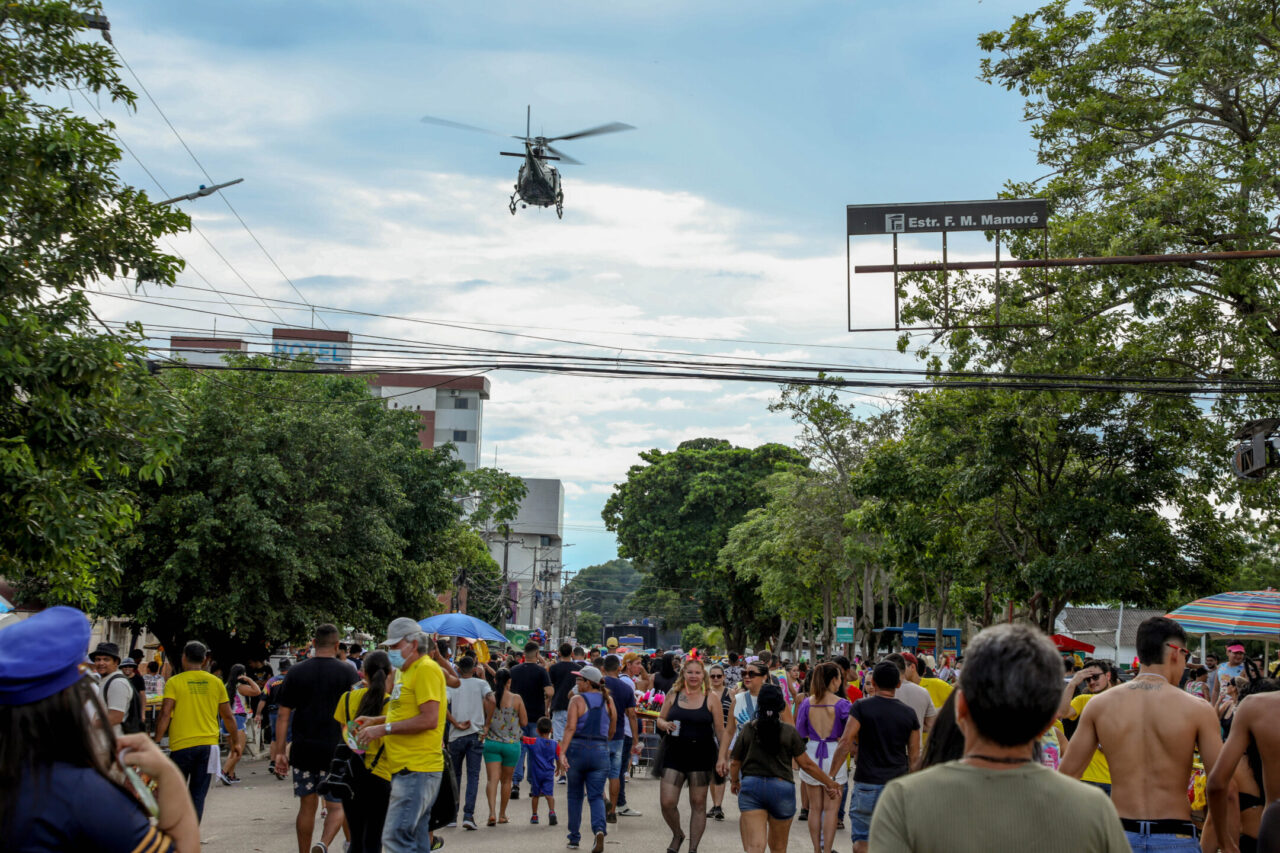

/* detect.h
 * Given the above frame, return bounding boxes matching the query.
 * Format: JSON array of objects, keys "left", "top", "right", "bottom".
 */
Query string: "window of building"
[
  {"left": 540, "top": 535, "right": 552, "bottom": 547},
  {"left": 453, "top": 397, "right": 470, "bottom": 409},
  {"left": 453, "top": 429, "right": 468, "bottom": 443}
]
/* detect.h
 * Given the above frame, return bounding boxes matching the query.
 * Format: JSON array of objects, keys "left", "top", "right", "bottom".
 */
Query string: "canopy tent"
[
  {"left": 417, "top": 612, "right": 507, "bottom": 644},
  {"left": 1166, "top": 589, "right": 1280, "bottom": 639},
  {"left": 1051, "top": 634, "right": 1095, "bottom": 653}
]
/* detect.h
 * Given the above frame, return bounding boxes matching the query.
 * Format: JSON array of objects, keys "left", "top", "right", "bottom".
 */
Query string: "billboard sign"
[
  {"left": 271, "top": 336, "right": 351, "bottom": 366},
  {"left": 835, "top": 616, "right": 855, "bottom": 644}
]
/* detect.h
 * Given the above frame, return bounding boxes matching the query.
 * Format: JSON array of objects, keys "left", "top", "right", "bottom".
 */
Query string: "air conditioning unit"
[{"left": 450, "top": 389, "right": 460, "bottom": 396}]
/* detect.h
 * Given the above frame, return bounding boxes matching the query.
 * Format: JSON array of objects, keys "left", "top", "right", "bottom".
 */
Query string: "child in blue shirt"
[{"left": 522, "top": 716, "right": 559, "bottom": 825}]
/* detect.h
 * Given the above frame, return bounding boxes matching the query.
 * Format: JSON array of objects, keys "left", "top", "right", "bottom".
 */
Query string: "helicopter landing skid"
[
  {"left": 509, "top": 193, "right": 518, "bottom": 215},
  {"left": 555, "top": 191, "right": 564, "bottom": 219}
]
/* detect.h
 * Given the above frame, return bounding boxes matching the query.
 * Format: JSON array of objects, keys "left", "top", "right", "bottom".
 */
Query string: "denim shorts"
[
  {"left": 737, "top": 775, "right": 796, "bottom": 820},
  {"left": 849, "top": 781, "right": 885, "bottom": 842},
  {"left": 607, "top": 739, "right": 627, "bottom": 780}
]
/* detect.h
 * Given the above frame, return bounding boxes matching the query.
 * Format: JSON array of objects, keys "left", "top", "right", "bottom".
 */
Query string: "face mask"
[{"left": 388, "top": 649, "right": 405, "bottom": 669}]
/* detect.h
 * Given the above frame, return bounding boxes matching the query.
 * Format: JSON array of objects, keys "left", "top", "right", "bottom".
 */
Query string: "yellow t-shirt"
[
  {"left": 920, "top": 677, "right": 954, "bottom": 709},
  {"left": 164, "top": 670, "right": 229, "bottom": 752},
  {"left": 334, "top": 687, "right": 392, "bottom": 781},
  {"left": 383, "top": 656, "right": 447, "bottom": 774},
  {"left": 1069, "top": 693, "right": 1111, "bottom": 784}
]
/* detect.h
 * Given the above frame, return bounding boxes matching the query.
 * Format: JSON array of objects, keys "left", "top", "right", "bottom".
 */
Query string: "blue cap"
[{"left": 0, "top": 606, "right": 91, "bottom": 705}]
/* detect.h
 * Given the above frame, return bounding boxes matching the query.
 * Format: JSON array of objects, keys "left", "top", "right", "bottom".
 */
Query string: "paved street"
[{"left": 200, "top": 753, "right": 833, "bottom": 852}]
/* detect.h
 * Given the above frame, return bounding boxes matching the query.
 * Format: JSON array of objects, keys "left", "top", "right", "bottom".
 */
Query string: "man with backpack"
[{"left": 92, "top": 641, "right": 144, "bottom": 736}]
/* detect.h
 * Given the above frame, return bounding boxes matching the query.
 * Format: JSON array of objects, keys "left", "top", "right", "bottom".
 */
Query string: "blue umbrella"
[{"left": 417, "top": 613, "right": 508, "bottom": 644}]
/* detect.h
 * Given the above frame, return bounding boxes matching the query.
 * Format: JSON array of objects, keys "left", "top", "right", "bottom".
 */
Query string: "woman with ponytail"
[
  {"left": 333, "top": 650, "right": 394, "bottom": 852},
  {"left": 730, "top": 683, "right": 840, "bottom": 853},
  {"left": 794, "top": 662, "right": 852, "bottom": 853}
]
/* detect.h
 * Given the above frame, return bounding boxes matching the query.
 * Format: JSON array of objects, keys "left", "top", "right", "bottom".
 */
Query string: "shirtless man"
[
  {"left": 1208, "top": 685, "right": 1280, "bottom": 853},
  {"left": 1060, "top": 616, "right": 1222, "bottom": 852}
]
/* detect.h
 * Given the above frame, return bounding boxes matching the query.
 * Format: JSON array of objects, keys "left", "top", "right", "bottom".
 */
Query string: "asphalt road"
[{"left": 199, "top": 753, "right": 840, "bottom": 852}]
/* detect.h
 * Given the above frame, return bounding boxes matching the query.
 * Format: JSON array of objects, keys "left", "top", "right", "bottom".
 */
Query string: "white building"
[
  {"left": 488, "top": 478, "right": 564, "bottom": 631},
  {"left": 168, "top": 329, "right": 489, "bottom": 470}
]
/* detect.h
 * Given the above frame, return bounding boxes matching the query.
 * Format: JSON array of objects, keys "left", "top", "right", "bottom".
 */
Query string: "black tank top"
[{"left": 669, "top": 691, "right": 714, "bottom": 739}]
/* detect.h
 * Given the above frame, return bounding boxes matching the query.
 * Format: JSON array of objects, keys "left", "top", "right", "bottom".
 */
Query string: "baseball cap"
[
  {"left": 606, "top": 637, "right": 618, "bottom": 648},
  {"left": 578, "top": 666, "right": 604, "bottom": 685},
  {"left": 382, "top": 617, "right": 422, "bottom": 647},
  {"left": 0, "top": 606, "right": 92, "bottom": 706},
  {"left": 1227, "top": 643, "right": 1246, "bottom": 653},
  {"left": 901, "top": 651, "right": 918, "bottom": 666}
]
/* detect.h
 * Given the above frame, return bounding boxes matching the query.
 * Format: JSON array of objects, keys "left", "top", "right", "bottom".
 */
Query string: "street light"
[{"left": 158, "top": 178, "right": 245, "bottom": 207}]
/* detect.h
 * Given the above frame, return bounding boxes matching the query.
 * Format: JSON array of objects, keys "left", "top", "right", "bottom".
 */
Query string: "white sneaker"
[
  {"left": 446, "top": 822, "right": 457, "bottom": 828},
  {"left": 616, "top": 805, "right": 642, "bottom": 817},
  {"left": 310, "top": 843, "right": 327, "bottom": 853}
]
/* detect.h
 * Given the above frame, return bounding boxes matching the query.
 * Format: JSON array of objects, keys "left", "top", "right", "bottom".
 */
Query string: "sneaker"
[
  {"left": 592, "top": 831, "right": 605, "bottom": 853},
  {"left": 530, "top": 815, "right": 539, "bottom": 824},
  {"left": 310, "top": 844, "right": 327, "bottom": 853},
  {"left": 837, "top": 819, "right": 845, "bottom": 830},
  {"left": 713, "top": 805, "right": 724, "bottom": 821},
  {"left": 446, "top": 822, "right": 457, "bottom": 828},
  {"left": 606, "top": 807, "right": 616, "bottom": 824},
  {"left": 549, "top": 812, "right": 558, "bottom": 826},
  {"left": 462, "top": 818, "right": 478, "bottom": 831},
  {"left": 557, "top": 775, "right": 568, "bottom": 785},
  {"left": 510, "top": 787, "right": 520, "bottom": 799},
  {"left": 218, "top": 770, "right": 232, "bottom": 787},
  {"left": 566, "top": 845, "right": 579, "bottom": 850},
  {"left": 798, "top": 808, "right": 809, "bottom": 822},
  {"left": 615, "top": 805, "right": 642, "bottom": 817}
]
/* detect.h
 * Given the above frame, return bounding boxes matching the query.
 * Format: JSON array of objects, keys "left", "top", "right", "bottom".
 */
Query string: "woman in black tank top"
[{"left": 654, "top": 659, "right": 726, "bottom": 853}]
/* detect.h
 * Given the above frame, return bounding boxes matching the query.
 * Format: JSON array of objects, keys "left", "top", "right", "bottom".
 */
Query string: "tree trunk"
[
  {"left": 775, "top": 618, "right": 792, "bottom": 655},
  {"left": 822, "top": 579, "right": 833, "bottom": 659}
]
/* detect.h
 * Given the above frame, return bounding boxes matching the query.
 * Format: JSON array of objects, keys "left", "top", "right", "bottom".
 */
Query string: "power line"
[{"left": 109, "top": 42, "right": 330, "bottom": 328}]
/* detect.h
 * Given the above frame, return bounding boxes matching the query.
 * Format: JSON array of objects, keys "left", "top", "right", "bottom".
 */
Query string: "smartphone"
[{"left": 117, "top": 748, "right": 160, "bottom": 819}]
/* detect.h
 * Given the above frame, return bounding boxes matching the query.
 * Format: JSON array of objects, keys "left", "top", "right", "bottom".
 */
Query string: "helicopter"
[{"left": 421, "top": 106, "right": 634, "bottom": 218}]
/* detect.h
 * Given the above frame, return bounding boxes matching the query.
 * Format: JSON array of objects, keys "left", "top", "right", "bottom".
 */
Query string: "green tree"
[
  {"left": 99, "top": 357, "right": 467, "bottom": 659},
  {"left": 681, "top": 622, "right": 708, "bottom": 652},
  {"left": 1, "top": 2, "right": 188, "bottom": 606},
  {"left": 563, "top": 558, "right": 641, "bottom": 624},
  {"left": 602, "top": 438, "right": 807, "bottom": 652},
  {"left": 575, "top": 610, "right": 603, "bottom": 647}
]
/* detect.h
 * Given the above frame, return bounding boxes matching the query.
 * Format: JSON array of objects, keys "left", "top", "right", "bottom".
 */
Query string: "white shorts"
[{"left": 796, "top": 740, "right": 847, "bottom": 787}]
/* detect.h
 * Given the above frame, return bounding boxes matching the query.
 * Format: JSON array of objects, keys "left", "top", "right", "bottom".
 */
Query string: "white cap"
[{"left": 382, "top": 617, "right": 421, "bottom": 647}]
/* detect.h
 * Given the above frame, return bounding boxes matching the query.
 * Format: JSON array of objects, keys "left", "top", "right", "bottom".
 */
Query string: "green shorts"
[{"left": 484, "top": 739, "right": 520, "bottom": 767}]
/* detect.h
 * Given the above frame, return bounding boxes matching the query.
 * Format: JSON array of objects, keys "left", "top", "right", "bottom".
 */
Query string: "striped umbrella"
[{"left": 1166, "top": 589, "right": 1280, "bottom": 638}]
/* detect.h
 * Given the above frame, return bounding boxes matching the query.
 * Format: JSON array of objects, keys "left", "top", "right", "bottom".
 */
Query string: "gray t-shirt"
[
  {"left": 100, "top": 671, "right": 134, "bottom": 736},
  {"left": 870, "top": 760, "right": 1130, "bottom": 853},
  {"left": 446, "top": 676, "right": 493, "bottom": 743},
  {"left": 894, "top": 680, "right": 937, "bottom": 729}
]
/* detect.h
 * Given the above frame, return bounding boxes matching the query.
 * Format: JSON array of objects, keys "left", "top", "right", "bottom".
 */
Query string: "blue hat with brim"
[{"left": 0, "top": 606, "right": 91, "bottom": 705}]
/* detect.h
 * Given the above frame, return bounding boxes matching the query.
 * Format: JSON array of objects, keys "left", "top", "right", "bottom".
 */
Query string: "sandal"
[
  {"left": 487, "top": 818, "right": 497, "bottom": 827},
  {"left": 666, "top": 832, "right": 686, "bottom": 853},
  {"left": 498, "top": 817, "right": 509, "bottom": 824}
]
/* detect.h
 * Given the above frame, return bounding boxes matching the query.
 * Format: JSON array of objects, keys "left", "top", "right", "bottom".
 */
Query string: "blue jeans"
[
  {"left": 849, "top": 781, "right": 885, "bottom": 843},
  {"left": 169, "top": 745, "right": 213, "bottom": 822},
  {"left": 607, "top": 738, "right": 627, "bottom": 780},
  {"left": 566, "top": 740, "right": 609, "bottom": 845},
  {"left": 552, "top": 710, "right": 569, "bottom": 742},
  {"left": 617, "top": 735, "right": 632, "bottom": 807},
  {"left": 1087, "top": 781, "right": 1112, "bottom": 797},
  {"left": 512, "top": 722, "right": 539, "bottom": 788},
  {"left": 837, "top": 781, "right": 848, "bottom": 820},
  {"left": 382, "top": 770, "right": 442, "bottom": 853},
  {"left": 449, "top": 734, "right": 484, "bottom": 821},
  {"left": 1122, "top": 830, "right": 1200, "bottom": 851}
]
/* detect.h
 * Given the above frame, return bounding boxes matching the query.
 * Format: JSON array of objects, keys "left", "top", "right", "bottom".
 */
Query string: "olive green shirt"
[{"left": 869, "top": 760, "right": 1130, "bottom": 853}]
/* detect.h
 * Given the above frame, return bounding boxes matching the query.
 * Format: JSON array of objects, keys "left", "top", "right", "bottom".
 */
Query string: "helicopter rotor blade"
[
  {"left": 547, "top": 121, "right": 635, "bottom": 142},
  {"left": 544, "top": 144, "right": 582, "bottom": 166},
  {"left": 420, "top": 115, "right": 506, "bottom": 136}
]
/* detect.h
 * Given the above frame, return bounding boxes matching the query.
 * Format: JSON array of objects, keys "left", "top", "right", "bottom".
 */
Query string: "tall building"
[
  {"left": 168, "top": 329, "right": 489, "bottom": 470},
  {"left": 487, "top": 478, "right": 564, "bottom": 630}
]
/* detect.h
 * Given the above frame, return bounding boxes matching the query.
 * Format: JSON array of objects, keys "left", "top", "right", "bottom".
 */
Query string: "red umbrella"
[{"left": 1051, "top": 634, "right": 1095, "bottom": 653}]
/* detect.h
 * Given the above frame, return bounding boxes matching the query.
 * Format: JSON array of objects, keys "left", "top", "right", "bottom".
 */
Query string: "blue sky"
[{"left": 90, "top": 0, "right": 1045, "bottom": 573}]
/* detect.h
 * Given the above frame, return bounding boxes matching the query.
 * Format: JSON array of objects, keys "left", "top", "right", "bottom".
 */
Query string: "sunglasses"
[
  {"left": 1167, "top": 642, "right": 1192, "bottom": 660},
  {"left": 710, "top": 674, "right": 724, "bottom": 679},
  {"left": 1084, "top": 672, "right": 1106, "bottom": 683}
]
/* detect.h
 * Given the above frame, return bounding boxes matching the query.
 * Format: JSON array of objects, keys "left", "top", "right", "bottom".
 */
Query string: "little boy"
[{"left": 522, "top": 717, "right": 559, "bottom": 825}]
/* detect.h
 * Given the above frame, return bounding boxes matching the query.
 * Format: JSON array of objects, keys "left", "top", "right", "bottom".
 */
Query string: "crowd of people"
[{"left": 4, "top": 608, "right": 1280, "bottom": 852}]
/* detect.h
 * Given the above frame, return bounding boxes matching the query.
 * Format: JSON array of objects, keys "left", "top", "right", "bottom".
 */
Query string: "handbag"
[
  {"left": 318, "top": 693, "right": 385, "bottom": 801},
  {"left": 427, "top": 749, "right": 459, "bottom": 831}
]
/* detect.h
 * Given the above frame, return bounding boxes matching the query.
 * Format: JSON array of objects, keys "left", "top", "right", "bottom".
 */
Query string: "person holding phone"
[{"left": 0, "top": 606, "right": 200, "bottom": 852}]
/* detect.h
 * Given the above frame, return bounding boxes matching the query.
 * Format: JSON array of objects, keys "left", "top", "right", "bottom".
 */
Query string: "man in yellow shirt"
[
  {"left": 1057, "top": 659, "right": 1112, "bottom": 794},
  {"left": 915, "top": 655, "right": 954, "bottom": 710},
  {"left": 154, "top": 641, "right": 236, "bottom": 822},
  {"left": 356, "top": 617, "right": 448, "bottom": 853}
]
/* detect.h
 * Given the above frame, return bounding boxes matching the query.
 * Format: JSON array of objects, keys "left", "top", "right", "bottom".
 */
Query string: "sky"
[{"left": 86, "top": 0, "right": 1045, "bottom": 575}]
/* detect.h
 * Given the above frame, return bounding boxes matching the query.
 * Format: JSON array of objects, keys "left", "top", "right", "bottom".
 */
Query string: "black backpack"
[{"left": 103, "top": 671, "right": 145, "bottom": 734}]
